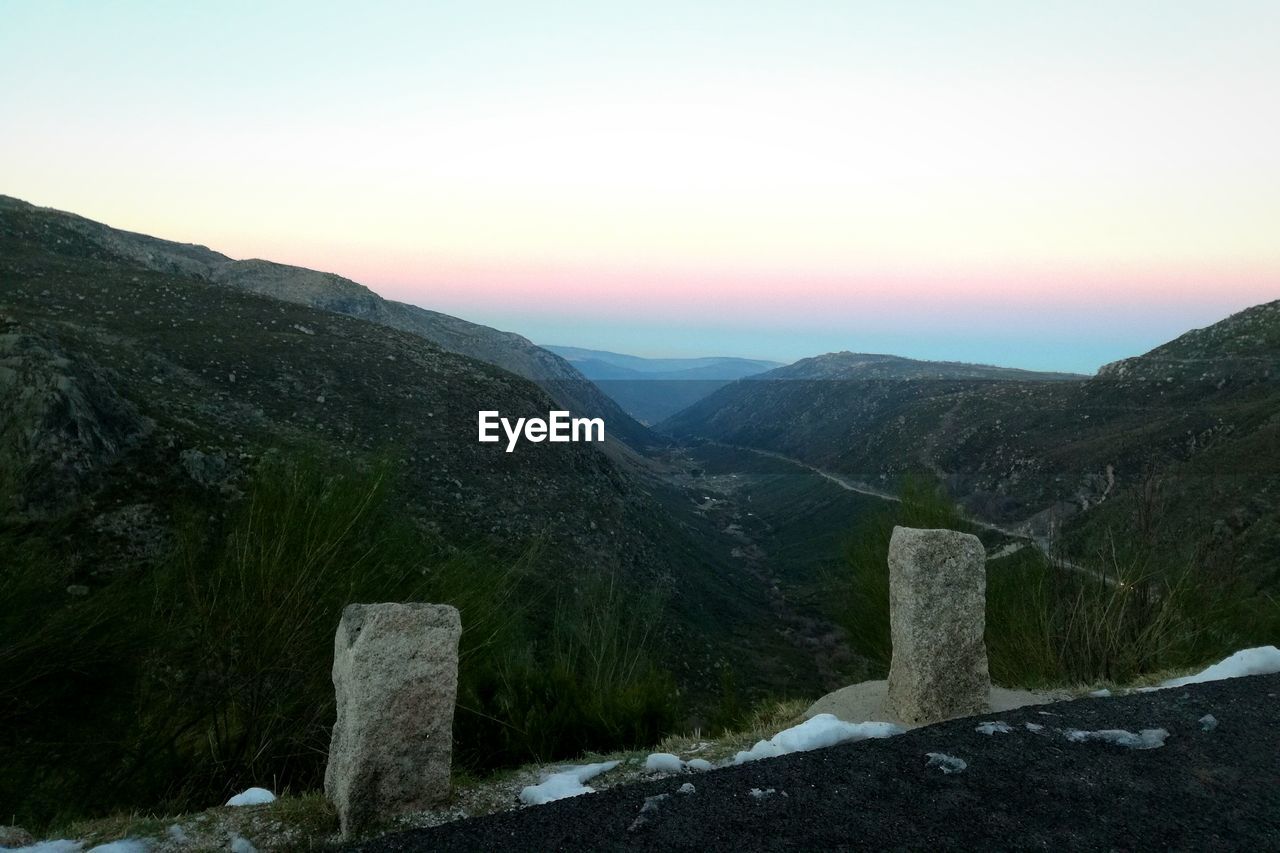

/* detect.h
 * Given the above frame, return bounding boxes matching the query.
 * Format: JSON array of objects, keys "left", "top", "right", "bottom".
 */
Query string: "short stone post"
[
  {"left": 324, "top": 602, "right": 461, "bottom": 838},
  {"left": 883, "top": 526, "right": 990, "bottom": 725}
]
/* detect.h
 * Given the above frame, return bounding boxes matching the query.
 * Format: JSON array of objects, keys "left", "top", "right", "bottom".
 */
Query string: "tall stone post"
[
  {"left": 325, "top": 602, "right": 461, "bottom": 838},
  {"left": 883, "top": 526, "right": 990, "bottom": 725}
]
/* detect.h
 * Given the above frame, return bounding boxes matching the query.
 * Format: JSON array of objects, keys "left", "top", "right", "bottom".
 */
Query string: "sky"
[{"left": 2, "top": 1, "right": 1277, "bottom": 373}]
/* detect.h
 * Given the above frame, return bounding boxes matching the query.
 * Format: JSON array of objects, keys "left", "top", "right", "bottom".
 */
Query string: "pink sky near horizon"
[{"left": 3, "top": 2, "right": 1278, "bottom": 370}]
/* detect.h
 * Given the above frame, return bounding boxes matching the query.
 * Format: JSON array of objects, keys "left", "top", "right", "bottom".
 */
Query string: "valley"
[{"left": 2, "top": 195, "right": 1276, "bottom": 836}]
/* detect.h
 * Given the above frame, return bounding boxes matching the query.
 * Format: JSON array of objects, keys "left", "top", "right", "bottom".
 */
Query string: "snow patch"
[
  {"left": 1088, "top": 689, "right": 1112, "bottom": 698},
  {"left": 686, "top": 758, "right": 713, "bottom": 772},
  {"left": 925, "top": 753, "right": 967, "bottom": 774},
  {"left": 748, "top": 788, "right": 777, "bottom": 799},
  {"left": 1199, "top": 714, "right": 1218, "bottom": 732},
  {"left": 644, "top": 753, "right": 685, "bottom": 774},
  {"left": 1156, "top": 646, "right": 1280, "bottom": 689},
  {"left": 519, "top": 760, "right": 621, "bottom": 805},
  {"left": 1063, "top": 728, "right": 1168, "bottom": 750},
  {"left": 89, "top": 843, "right": 149, "bottom": 853},
  {"left": 229, "top": 837, "right": 256, "bottom": 853},
  {"left": 975, "top": 721, "right": 1012, "bottom": 735},
  {"left": 1024, "top": 722, "right": 1045, "bottom": 733},
  {"left": 9, "top": 844, "right": 83, "bottom": 853},
  {"left": 225, "top": 787, "right": 275, "bottom": 807},
  {"left": 677, "top": 782, "right": 696, "bottom": 794},
  {"left": 732, "top": 714, "right": 903, "bottom": 765}
]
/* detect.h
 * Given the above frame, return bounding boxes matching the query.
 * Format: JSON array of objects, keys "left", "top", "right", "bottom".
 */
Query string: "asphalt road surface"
[{"left": 354, "top": 674, "right": 1280, "bottom": 851}]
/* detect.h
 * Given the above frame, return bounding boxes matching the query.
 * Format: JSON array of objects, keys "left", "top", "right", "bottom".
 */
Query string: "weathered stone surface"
[
  {"left": 0, "top": 826, "right": 35, "bottom": 847},
  {"left": 325, "top": 602, "right": 461, "bottom": 838},
  {"left": 0, "top": 322, "right": 151, "bottom": 520},
  {"left": 883, "top": 526, "right": 990, "bottom": 725}
]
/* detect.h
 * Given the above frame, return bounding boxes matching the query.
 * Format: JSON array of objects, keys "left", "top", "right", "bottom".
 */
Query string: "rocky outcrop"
[
  {"left": 0, "top": 196, "right": 650, "bottom": 449},
  {"left": 0, "top": 321, "right": 151, "bottom": 519},
  {"left": 883, "top": 526, "right": 990, "bottom": 725},
  {"left": 325, "top": 603, "right": 462, "bottom": 838},
  {"left": 0, "top": 826, "right": 35, "bottom": 847}
]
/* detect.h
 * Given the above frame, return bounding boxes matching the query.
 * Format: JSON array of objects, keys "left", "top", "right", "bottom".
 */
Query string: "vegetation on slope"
[
  {"left": 834, "top": 479, "right": 1278, "bottom": 688},
  {"left": 663, "top": 302, "right": 1280, "bottom": 593},
  {"left": 0, "top": 456, "right": 676, "bottom": 830}
]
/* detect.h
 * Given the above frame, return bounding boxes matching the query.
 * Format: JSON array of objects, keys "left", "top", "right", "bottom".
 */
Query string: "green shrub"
[
  {"left": 986, "top": 537, "right": 1273, "bottom": 686},
  {"left": 0, "top": 452, "right": 678, "bottom": 829},
  {"left": 835, "top": 476, "right": 963, "bottom": 673},
  {"left": 833, "top": 479, "right": 1275, "bottom": 688}
]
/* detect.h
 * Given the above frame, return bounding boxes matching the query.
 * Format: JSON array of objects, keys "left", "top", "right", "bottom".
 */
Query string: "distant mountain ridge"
[
  {"left": 663, "top": 302, "right": 1280, "bottom": 587},
  {"left": 0, "top": 195, "right": 652, "bottom": 449},
  {"left": 761, "top": 351, "right": 1086, "bottom": 382},
  {"left": 543, "top": 345, "right": 784, "bottom": 423},
  {"left": 545, "top": 346, "right": 784, "bottom": 377}
]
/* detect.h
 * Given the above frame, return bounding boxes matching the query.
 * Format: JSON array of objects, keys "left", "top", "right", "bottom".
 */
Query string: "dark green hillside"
[
  {"left": 0, "top": 195, "right": 653, "bottom": 449},
  {"left": 0, "top": 211, "right": 656, "bottom": 575},
  {"left": 663, "top": 306, "right": 1280, "bottom": 588}
]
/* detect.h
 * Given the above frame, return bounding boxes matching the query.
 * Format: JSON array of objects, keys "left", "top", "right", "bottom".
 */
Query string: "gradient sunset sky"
[{"left": 3, "top": 1, "right": 1277, "bottom": 372}]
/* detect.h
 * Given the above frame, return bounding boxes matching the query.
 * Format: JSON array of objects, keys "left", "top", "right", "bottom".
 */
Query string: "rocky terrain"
[
  {"left": 0, "top": 196, "right": 668, "bottom": 586},
  {"left": 0, "top": 195, "right": 653, "bottom": 450},
  {"left": 662, "top": 305, "right": 1280, "bottom": 589},
  {"left": 0, "top": 195, "right": 846, "bottom": 708}
]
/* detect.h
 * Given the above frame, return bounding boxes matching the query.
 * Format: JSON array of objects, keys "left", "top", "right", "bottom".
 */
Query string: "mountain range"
[
  {"left": 4, "top": 191, "right": 1277, "bottom": 692},
  {"left": 542, "top": 346, "right": 784, "bottom": 423},
  {"left": 0, "top": 196, "right": 653, "bottom": 451},
  {"left": 662, "top": 304, "right": 1280, "bottom": 588},
  {"left": 0, "top": 195, "right": 825, "bottom": 705}
]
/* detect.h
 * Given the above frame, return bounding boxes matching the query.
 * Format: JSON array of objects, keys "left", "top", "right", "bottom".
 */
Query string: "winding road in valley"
[{"left": 712, "top": 442, "right": 1108, "bottom": 584}]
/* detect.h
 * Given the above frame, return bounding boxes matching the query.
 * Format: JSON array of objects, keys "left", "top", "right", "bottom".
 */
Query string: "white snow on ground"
[
  {"left": 229, "top": 836, "right": 256, "bottom": 853},
  {"left": 1024, "top": 722, "right": 1045, "bottom": 733},
  {"left": 644, "top": 753, "right": 685, "bottom": 773},
  {"left": 732, "top": 714, "right": 903, "bottom": 765},
  {"left": 225, "top": 787, "right": 275, "bottom": 806},
  {"left": 975, "top": 721, "right": 1012, "bottom": 735},
  {"left": 677, "top": 783, "right": 696, "bottom": 794},
  {"left": 686, "top": 758, "right": 713, "bottom": 772},
  {"left": 1199, "top": 714, "right": 1219, "bottom": 732},
  {"left": 1063, "top": 728, "right": 1169, "bottom": 750},
  {"left": 1156, "top": 646, "right": 1280, "bottom": 689},
  {"left": 89, "top": 843, "right": 148, "bottom": 853},
  {"left": 519, "top": 760, "right": 621, "bottom": 805},
  {"left": 925, "top": 753, "right": 967, "bottom": 774},
  {"left": 1089, "top": 689, "right": 1112, "bottom": 698},
  {"left": 5, "top": 843, "right": 83, "bottom": 853},
  {"left": 748, "top": 788, "right": 777, "bottom": 799}
]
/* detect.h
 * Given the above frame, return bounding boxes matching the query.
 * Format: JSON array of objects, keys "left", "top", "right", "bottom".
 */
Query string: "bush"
[
  {"left": 833, "top": 478, "right": 1276, "bottom": 688},
  {"left": 835, "top": 476, "right": 963, "bottom": 673},
  {"left": 0, "top": 453, "right": 678, "bottom": 829},
  {"left": 985, "top": 536, "right": 1274, "bottom": 687}
]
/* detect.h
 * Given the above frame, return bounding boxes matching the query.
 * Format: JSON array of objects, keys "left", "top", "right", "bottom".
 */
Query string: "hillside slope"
[
  {"left": 0, "top": 195, "right": 652, "bottom": 449},
  {"left": 662, "top": 312, "right": 1280, "bottom": 586},
  {"left": 1, "top": 195, "right": 840, "bottom": 707},
  {"left": 0, "top": 204, "right": 665, "bottom": 584}
]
